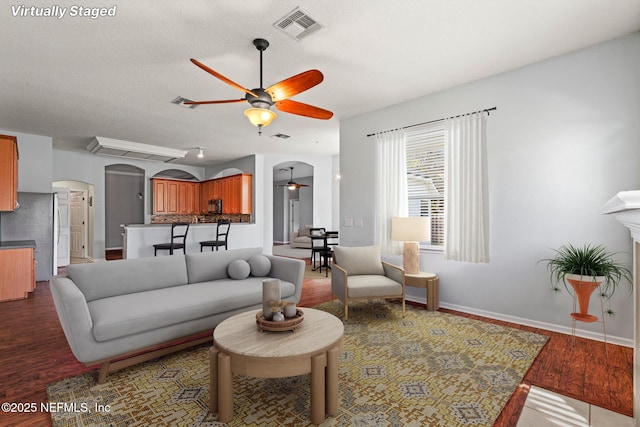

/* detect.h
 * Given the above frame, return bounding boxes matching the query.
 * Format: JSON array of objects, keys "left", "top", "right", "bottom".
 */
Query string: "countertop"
[
  {"left": 125, "top": 223, "right": 252, "bottom": 228},
  {"left": 0, "top": 240, "right": 36, "bottom": 249}
]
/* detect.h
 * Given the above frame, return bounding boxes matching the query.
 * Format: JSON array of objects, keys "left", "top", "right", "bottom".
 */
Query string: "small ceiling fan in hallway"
[
  {"left": 276, "top": 167, "right": 310, "bottom": 190},
  {"left": 186, "top": 38, "right": 333, "bottom": 134}
]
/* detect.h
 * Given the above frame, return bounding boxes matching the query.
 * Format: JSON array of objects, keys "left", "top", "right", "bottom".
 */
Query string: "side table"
[{"left": 404, "top": 272, "right": 439, "bottom": 311}]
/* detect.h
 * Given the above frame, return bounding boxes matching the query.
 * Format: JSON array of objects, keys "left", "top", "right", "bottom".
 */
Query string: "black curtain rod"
[{"left": 366, "top": 106, "right": 497, "bottom": 137}]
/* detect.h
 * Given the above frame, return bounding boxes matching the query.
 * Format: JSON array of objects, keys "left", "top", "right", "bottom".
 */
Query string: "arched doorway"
[{"left": 272, "top": 162, "right": 314, "bottom": 245}]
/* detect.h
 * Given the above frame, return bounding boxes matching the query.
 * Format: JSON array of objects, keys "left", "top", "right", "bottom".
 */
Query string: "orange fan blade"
[
  {"left": 266, "top": 70, "right": 324, "bottom": 102},
  {"left": 190, "top": 58, "right": 258, "bottom": 98},
  {"left": 275, "top": 99, "right": 333, "bottom": 120},
  {"left": 183, "top": 99, "right": 245, "bottom": 105}
]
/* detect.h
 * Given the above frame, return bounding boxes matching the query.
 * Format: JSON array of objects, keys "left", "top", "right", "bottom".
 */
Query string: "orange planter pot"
[{"left": 565, "top": 274, "right": 604, "bottom": 323}]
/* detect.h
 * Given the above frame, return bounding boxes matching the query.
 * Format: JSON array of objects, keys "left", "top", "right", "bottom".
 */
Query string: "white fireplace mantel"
[
  {"left": 601, "top": 190, "right": 640, "bottom": 242},
  {"left": 601, "top": 190, "right": 640, "bottom": 425}
]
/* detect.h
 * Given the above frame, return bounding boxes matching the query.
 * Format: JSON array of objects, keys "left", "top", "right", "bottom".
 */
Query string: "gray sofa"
[{"left": 51, "top": 247, "right": 304, "bottom": 382}]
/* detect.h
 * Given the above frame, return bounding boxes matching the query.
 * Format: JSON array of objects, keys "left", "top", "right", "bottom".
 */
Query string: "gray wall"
[
  {"left": 105, "top": 165, "right": 145, "bottom": 249},
  {"left": 0, "top": 130, "right": 53, "bottom": 193},
  {"left": 340, "top": 33, "right": 640, "bottom": 343}
]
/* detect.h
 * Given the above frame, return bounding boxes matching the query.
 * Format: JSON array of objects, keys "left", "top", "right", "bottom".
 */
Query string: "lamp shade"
[
  {"left": 391, "top": 217, "right": 431, "bottom": 242},
  {"left": 244, "top": 108, "right": 277, "bottom": 127}
]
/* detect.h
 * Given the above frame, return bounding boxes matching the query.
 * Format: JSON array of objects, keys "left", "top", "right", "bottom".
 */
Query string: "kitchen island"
[{"left": 123, "top": 223, "right": 261, "bottom": 259}]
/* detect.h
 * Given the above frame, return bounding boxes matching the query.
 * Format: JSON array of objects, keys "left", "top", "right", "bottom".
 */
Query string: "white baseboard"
[{"left": 405, "top": 295, "right": 633, "bottom": 348}]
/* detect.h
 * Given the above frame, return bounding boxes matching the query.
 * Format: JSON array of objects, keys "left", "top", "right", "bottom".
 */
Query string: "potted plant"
[{"left": 540, "top": 243, "right": 632, "bottom": 321}]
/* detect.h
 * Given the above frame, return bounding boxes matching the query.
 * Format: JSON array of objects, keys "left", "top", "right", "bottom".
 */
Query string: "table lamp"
[{"left": 392, "top": 217, "right": 431, "bottom": 274}]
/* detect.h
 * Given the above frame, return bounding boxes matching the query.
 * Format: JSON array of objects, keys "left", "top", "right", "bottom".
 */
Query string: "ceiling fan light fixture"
[
  {"left": 287, "top": 184, "right": 297, "bottom": 191},
  {"left": 244, "top": 107, "right": 277, "bottom": 127}
]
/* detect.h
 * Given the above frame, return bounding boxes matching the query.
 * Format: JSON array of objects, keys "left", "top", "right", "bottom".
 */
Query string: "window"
[{"left": 405, "top": 123, "right": 445, "bottom": 248}]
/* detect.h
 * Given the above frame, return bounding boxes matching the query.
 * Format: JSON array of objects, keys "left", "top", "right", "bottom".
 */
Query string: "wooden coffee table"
[{"left": 210, "top": 308, "right": 344, "bottom": 425}]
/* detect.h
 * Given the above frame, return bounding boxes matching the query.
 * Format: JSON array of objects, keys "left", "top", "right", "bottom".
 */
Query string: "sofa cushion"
[
  {"left": 298, "top": 225, "right": 312, "bottom": 237},
  {"left": 346, "top": 275, "right": 403, "bottom": 298},
  {"left": 88, "top": 277, "right": 297, "bottom": 342},
  {"left": 249, "top": 255, "right": 271, "bottom": 277},
  {"left": 67, "top": 255, "right": 189, "bottom": 302},
  {"left": 333, "top": 245, "right": 385, "bottom": 276},
  {"left": 228, "top": 260, "right": 250, "bottom": 279},
  {"left": 185, "top": 248, "right": 263, "bottom": 283}
]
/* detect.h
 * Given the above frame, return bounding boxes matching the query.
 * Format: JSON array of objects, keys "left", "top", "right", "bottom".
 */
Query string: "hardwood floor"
[{"left": 0, "top": 273, "right": 632, "bottom": 427}]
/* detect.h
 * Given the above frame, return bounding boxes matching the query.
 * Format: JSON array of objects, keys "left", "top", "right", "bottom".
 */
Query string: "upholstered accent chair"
[{"left": 331, "top": 245, "right": 405, "bottom": 320}]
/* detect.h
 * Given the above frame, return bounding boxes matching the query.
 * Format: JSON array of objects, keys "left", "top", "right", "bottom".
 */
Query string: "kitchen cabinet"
[
  {"left": 0, "top": 134, "right": 18, "bottom": 211},
  {"left": 219, "top": 174, "right": 252, "bottom": 214},
  {"left": 166, "top": 180, "right": 179, "bottom": 214},
  {"left": 152, "top": 178, "right": 199, "bottom": 215},
  {"left": 178, "top": 182, "right": 199, "bottom": 214},
  {"left": 0, "top": 244, "right": 36, "bottom": 302},
  {"left": 153, "top": 174, "right": 251, "bottom": 216},
  {"left": 153, "top": 179, "right": 168, "bottom": 214},
  {"left": 200, "top": 181, "right": 212, "bottom": 213}
]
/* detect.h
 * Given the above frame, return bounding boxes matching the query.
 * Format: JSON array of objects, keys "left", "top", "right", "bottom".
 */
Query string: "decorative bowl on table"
[{"left": 256, "top": 309, "right": 304, "bottom": 332}]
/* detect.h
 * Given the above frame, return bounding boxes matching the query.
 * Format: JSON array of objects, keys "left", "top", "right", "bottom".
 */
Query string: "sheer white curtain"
[
  {"left": 375, "top": 129, "right": 408, "bottom": 254},
  {"left": 444, "top": 112, "right": 490, "bottom": 263}
]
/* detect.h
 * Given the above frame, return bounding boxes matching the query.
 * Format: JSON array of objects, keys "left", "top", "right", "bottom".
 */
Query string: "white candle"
[
  {"left": 284, "top": 302, "right": 297, "bottom": 318},
  {"left": 262, "top": 278, "right": 281, "bottom": 320}
]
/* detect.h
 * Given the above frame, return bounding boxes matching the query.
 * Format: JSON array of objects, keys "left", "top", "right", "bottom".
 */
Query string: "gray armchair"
[{"left": 331, "top": 245, "right": 405, "bottom": 320}]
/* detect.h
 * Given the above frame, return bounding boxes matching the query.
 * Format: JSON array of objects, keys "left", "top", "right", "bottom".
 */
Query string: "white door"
[
  {"left": 55, "top": 190, "right": 70, "bottom": 267},
  {"left": 70, "top": 191, "right": 87, "bottom": 259},
  {"left": 290, "top": 199, "right": 300, "bottom": 235}
]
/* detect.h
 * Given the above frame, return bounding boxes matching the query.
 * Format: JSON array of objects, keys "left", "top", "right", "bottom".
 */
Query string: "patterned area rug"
[
  {"left": 304, "top": 262, "right": 332, "bottom": 279},
  {"left": 47, "top": 301, "right": 548, "bottom": 426}
]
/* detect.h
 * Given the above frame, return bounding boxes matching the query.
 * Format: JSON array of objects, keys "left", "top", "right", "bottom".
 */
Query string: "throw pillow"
[
  {"left": 333, "top": 245, "right": 385, "bottom": 276},
  {"left": 298, "top": 226, "right": 312, "bottom": 237},
  {"left": 249, "top": 254, "right": 271, "bottom": 277},
  {"left": 227, "top": 259, "right": 251, "bottom": 280}
]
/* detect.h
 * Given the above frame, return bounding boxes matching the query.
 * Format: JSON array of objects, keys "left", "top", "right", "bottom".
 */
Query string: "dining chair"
[
  {"left": 153, "top": 222, "right": 190, "bottom": 256},
  {"left": 309, "top": 227, "right": 326, "bottom": 269},
  {"left": 320, "top": 231, "right": 339, "bottom": 276},
  {"left": 199, "top": 220, "right": 231, "bottom": 251}
]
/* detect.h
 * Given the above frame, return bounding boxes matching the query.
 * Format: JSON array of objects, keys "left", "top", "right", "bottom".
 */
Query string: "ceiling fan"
[
  {"left": 186, "top": 38, "right": 333, "bottom": 135},
  {"left": 276, "top": 167, "right": 310, "bottom": 190}
]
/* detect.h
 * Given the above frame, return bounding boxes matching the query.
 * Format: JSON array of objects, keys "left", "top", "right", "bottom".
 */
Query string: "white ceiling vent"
[
  {"left": 87, "top": 137, "right": 188, "bottom": 163},
  {"left": 171, "top": 96, "right": 198, "bottom": 109},
  {"left": 271, "top": 133, "right": 291, "bottom": 139},
  {"left": 273, "top": 7, "right": 321, "bottom": 41}
]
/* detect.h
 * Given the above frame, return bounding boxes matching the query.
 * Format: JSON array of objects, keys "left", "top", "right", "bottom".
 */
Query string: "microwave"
[{"left": 207, "top": 199, "right": 222, "bottom": 214}]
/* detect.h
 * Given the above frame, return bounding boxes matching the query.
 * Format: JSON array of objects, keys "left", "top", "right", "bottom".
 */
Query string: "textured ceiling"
[{"left": 1, "top": 0, "right": 639, "bottom": 166}]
